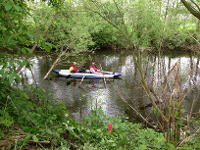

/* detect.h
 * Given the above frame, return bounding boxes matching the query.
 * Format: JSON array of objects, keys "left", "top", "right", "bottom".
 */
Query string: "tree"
[{"left": 181, "top": 0, "right": 200, "bottom": 20}]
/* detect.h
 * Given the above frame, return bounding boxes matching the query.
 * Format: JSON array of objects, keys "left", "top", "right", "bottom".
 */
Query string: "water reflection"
[{"left": 18, "top": 50, "right": 200, "bottom": 124}]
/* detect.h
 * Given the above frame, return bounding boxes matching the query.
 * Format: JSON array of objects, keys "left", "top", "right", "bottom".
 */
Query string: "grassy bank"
[{"left": 1, "top": 82, "right": 200, "bottom": 150}]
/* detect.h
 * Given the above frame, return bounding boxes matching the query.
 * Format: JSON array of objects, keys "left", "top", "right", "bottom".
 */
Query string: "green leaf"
[
  {"left": 8, "top": 35, "right": 15, "bottom": 43},
  {"left": 21, "top": 48, "right": 26, "bottom": 54},
  {"left": 47, "top": 129, "right": 52, "bottom": 134},
  {"left": 138, "top": 145, "right": 147, "bottom": 150},
  {"left": 45, "top": 42, "right": 52, "bottom": 49},
  {"left": 0, "top": 54, "right": 5, "bottom": 58},
  {"left": 187, "top": 130, "right": 190, "bottom": 134},
  {"left": 13, "top": 5, "right": 21, "bottom": 12},
  {"left": 25, "top": 47, "right": 32, "bottom": 53},
  {"left": 45, "top": 46, "right": 50, "bottom": 52},
  {"left": 2, "top": 71, "right": 8, "bottom": 79},
  {"left": 23, "top": 93, "right": 29, "bottom": 99},
  {"left": 181, "top": 109, "right": 185, "bottom": 113},
  {"left": 24, "top": 135, "right": 31, "bottom": 143},
  {"left": 4, "top": 4, "right": 12, "bottom": 11},
  {"left": 15, "top": 74, "right": 21, "bottom": 82},
  {"left": 16, "top": 60, "right": 23, "bottom": 66},
  {"left": 17, "top": 36, "right": 23, "bottom": 42},
  {"left": 11, "top": 40, "right": 17, "bottom": 45},
  {"left": 32, "top": 135, "right": 38, "bottom": 142},
  {"left": 9, "top": 60, "right": 14, "bottom": 67},
  {"left": 57, "top": 128, "right": 63, "bottom": 133},
  {"left": 0, "top": 26, "right": 7, "bottom": 31},
  {"left": 177, "top": 120, "right": 183, "bottom": 125},
  {"left": 33, "top": 17, "right": 38, "bottom": 25},
  {"left": 9, "top": 74, "right": 14, "bottom": 83},
  {"left": 52, "top": 45, "right": 58, "bottom": 50},
  {"left": 2, "top": 39, "right": 8, "bottom": 45},
  {"left": 25, "top": 63, "right": 31, "bottom": 71},
  {"left": 42, "top": 43, "right": 51, "bottom": 52}
]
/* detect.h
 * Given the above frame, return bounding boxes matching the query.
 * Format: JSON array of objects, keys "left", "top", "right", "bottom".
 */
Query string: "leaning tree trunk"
[{"left": 43, "top": 49, "right": 68, "bottom": 80}]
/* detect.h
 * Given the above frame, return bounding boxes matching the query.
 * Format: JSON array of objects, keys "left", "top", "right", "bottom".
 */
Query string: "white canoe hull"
[{"left": 52, "top": 70, "right": 122, "bottom": 79}]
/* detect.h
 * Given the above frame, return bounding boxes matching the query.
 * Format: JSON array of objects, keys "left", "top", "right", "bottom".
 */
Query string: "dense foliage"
[{"left": 24, "top": 0, "right": 199, "bottom": 51}]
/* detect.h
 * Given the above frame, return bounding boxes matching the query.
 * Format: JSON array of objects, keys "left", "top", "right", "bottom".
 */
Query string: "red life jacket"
[
  {"left": 89, "top": 65, "right": 98, "bottom": 73},
  {"left": 70, "top": 65, "right": 77, "bottom": 72}
]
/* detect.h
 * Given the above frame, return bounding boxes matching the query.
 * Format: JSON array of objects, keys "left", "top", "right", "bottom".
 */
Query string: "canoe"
[{"left": 52, "top": 69, "right": 122, "bottom": 79}]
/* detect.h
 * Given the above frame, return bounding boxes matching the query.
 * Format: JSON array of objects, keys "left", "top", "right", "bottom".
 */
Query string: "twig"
[
  {"left": 29, "top": 140, "right": 50, "bottom": 144},
  {"left": 185, "top": 96, "right": 197, "bottom": 138},
  {"left": 78, "top": 75, "right": 85, "bottom": 87},
  {"left": 7, "top": 96, "right": 20, "bottom": 116},
  {"left": 176, "top": 127, "right": 200, "bottom": 147},
  {"left": 167, "top": 92, "right": 174, "bottom": 142},
  {"left": 109, "top": 80, "right": 156, "bottom": 130},
  {"left": 38, "top": 142, "right": 45, "bottom": 149}
]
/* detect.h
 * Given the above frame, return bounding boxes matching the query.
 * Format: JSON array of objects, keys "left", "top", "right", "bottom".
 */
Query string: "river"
[{"left": 18, "top": 49, "right": 200, "bottom": 123}]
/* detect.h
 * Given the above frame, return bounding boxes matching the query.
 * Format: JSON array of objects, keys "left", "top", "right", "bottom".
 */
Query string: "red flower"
[{"left": 108, "top": 123, "right": 112, "bottom": 130}]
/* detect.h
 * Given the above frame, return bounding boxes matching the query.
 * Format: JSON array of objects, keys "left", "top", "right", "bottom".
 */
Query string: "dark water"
[{"left": 19, "top": 50, "right": 200, "bottom": 123}]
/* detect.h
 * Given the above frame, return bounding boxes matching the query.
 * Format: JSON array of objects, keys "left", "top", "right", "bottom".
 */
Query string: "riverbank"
[{"left": 1, "top": 83, "right": 200, "bottom": 149}]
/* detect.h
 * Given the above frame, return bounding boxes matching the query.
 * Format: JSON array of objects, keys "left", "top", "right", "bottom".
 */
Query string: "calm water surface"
[{"left": 19, "top": 50, "right": 200, "bottom": 123}]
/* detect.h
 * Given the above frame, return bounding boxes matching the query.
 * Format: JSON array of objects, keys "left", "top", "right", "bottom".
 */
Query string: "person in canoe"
[
  {"left": 89, "top": 62, "right": 98, "bottom": 73},
  {"left": 69, "top": 62, "right": 78, "bottom": 73}
]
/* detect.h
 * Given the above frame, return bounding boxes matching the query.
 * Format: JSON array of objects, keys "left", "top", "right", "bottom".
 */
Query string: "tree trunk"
[
  {"left": 164, "top": 0, "right": 170, "bottom": 19},
  {"left": 181, "top": 0, "right": 200, "bottom": 20},
  {"left": 43, "top": 49, "right": 68, "bottom": 80}
]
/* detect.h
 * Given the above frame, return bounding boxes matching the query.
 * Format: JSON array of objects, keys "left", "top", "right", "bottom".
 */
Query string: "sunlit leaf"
[
  {"left": 45, "top": 42, "right": 52, "bottom": 49},
  {"left": 25, "top": 47, "right": 32, "bottom": 53},
  {"left": 13, "top": 5, "right": 21, "bottom": 12},
  {"left": 42, "top": 43, "right": 46, "bottom": 48},
  {"left": 9, "top": 60, "right": 14, "bottom": 67},
  {"left": 33, "top": 17, "right": 38, "bottom": 25},
  {"left": 138, "top": 145, "right": 147, "bottom": 150},
  {"left": 57, "top": 128, "right": 63, "bottom": 133},
  {"left": 45, "top": 46, "right": 50, "bottom": 52},
  {"left": 21, "top": 48, "right": 26, "bottom": 54},
  {"left": 32, "top": 135, "right": 38, "bottom": 142},
  {"left": 2, "top": 72, "right": 8, "bottom": 79},
  {"left": 15, "top": 74, "right": 21, "bottom": 82},
  {"left": 4, "top": 4, "right": 12, "bottom": 11},
  {"left": 0, "top": 26, "right": 7, "bottom": 31},
  {"left": 9, "top": 74, "right": 14, "bottom": 83}
]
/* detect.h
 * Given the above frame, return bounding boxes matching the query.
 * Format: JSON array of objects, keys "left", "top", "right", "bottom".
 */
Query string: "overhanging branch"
[{"left": 181, "top": 0, "right": 200, "bottom": 20}]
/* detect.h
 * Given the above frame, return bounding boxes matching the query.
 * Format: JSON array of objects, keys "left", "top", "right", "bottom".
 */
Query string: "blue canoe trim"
[
  {"left": 72, "top": 74, "right": 103, "bottom": 78},
  {"left": 52, "top": 70, "right": 61, "bottom": 74},
  {"left": 114, "top": 72, "right": 122, "bottom": 77}
]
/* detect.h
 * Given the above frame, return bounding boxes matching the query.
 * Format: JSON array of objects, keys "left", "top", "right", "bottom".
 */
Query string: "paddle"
[{"left": 99, "top": 63, "right": 106, "bottom": 88}]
